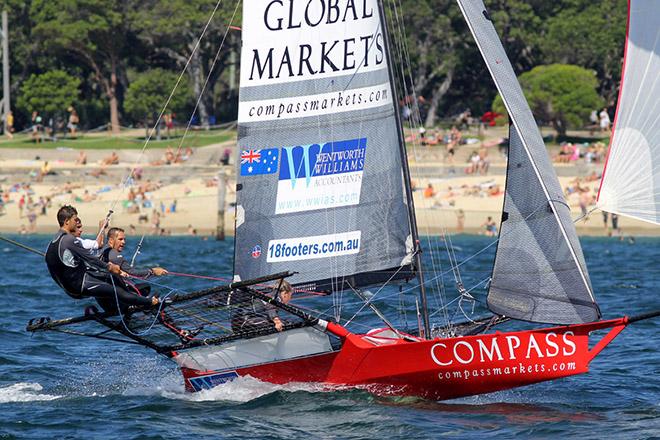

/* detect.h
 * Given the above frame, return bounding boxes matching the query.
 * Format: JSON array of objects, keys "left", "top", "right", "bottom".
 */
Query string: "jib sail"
[
  {"left": 233, "top": 0, "right": 415, "bottom": 291},
  {"left": 457, "top": 0, "right": 600, "bottom": 324}
]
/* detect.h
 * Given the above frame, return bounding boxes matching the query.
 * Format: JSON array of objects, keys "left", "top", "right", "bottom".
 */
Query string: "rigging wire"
[
  {"left": 129, "top": 234, "right": 146, "bottom": 267},
  {"left": 339, "top": 199, "right": 571, "bottom": 320},
  {"left": 170, "top": 0, "right": 241, "bottom": 161},
  {"left": 344, "top": 263, "right": 407, "bottom": 326},
  {"left": 385, "top": 0, "right": 452, "bottom": 327},
  {"left": 110, "top": 0, "right": 233, "bottom": 264},
  {"left": 0, "top": 235, "right": 45, "bottom": 257},
  {"left": 109, "top": 274, "right": 176, "bottom": 337}
]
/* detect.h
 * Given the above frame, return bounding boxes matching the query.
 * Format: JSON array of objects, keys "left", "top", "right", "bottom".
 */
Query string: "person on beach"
[
  {"left": 45, "top": 205, "right": 158, "bottom": 313},
  {"left": 456, "top": 209, "right": 465, "bottom": 233},
  {"left": 67, "top": 107, "right": 79, "bottom": 138},
  {"left": 5, "top": 111, "right": 14, "bottom": 139},
  {"left": 611, "top": 213, "right": 621, "bottom": 236},
  {"left": 101, "top": 151, "right": 120, "bottom": 166},
  {"left": 18, "top": 194, "right": 25, "bottom": 218},
  {"left": 31, "top": 111, "right": 42, "bottom": 143},
  {"left": 423, "top": 183, "right": 436, "bottom": 198},
  {"left": 482, "top": 216, "right": 497, "bottom": 237},
  {"left": 75, "top": 151, "right": 87, "bottom": 165},
  {"left": 599, "top": 108, "right": 611, "bottom": 132}
]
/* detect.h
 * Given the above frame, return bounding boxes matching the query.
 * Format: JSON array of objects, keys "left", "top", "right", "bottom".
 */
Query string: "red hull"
[{"left": 180, "top": 317, "right": 628, "bottom": 400}]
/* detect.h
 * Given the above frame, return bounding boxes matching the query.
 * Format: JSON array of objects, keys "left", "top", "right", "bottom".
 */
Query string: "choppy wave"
[
  {"left": 0, "top": 383, "right": 61, "bottom": 403},
  {"left": 139, "top": 375, "right": 329, "bottom": 403},
  {"left": 1, "top": 235, "right": 658, "bottom": 439}
]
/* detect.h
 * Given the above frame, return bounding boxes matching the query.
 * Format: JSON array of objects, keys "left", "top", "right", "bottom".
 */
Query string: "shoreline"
[{"left": 1, "top": 132, "right": 656, "bottom": 238}]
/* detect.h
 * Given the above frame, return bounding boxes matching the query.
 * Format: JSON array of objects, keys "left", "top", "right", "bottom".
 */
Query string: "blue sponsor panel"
[
  {"left": 274, "top": 138, "right": 367, "bottom": 214},
  {"left": 279, "top": 138, "right": 367, "bottom": 183},
  {"left": 188, "top": 370, "right": 240, "bottom": 392},
  {"left": 240, "top": 147, "right": 279, "bottom": 176}
]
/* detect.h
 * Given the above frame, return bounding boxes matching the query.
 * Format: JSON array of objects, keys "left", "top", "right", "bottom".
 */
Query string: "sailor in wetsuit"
[
  {"left": 74, "top": 217, "right": 106, "bottom": 256},
  {"left": 100, "top": 227, "right": 168, "bottom": 279},
  {"left": 98, "top": 226, "right": 202, "bottom": 341},
  {"left": 45, "top": 205, "right": 158, "bottom": 313},
  {"left": 99, "top": 226, "right": 168, "bottom": 298},
  {"left": 231, "top": 280, "right": 293, "bottom": 333}
]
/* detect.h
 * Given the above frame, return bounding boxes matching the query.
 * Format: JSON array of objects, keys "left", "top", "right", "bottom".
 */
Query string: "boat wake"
[
  {"left": 0, "top": 382, "right": 61, "bottom": 403},
  {"left": 140, "top": 375, "right": 331, "bottom": 403}
]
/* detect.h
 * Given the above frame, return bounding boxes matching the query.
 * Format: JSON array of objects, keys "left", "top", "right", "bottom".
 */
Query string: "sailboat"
[{"left": 27, "top": 0, "right": 659, "bottom": 400}]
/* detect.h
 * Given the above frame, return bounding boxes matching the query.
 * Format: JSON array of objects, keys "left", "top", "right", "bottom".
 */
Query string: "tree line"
[{"left": 1, "top": 0, "right": 626, "bottom": 136}]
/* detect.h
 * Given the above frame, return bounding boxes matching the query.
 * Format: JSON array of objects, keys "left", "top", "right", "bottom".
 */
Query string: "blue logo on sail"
[
  {"left": 275, "top": 138, "right": 367, "bottom": 214},
  {"left": 279, "top": 138, "right": 366, "bottom": 187},
  {"left": 240, "top": 148, "right": 279, "bottom": 175}
]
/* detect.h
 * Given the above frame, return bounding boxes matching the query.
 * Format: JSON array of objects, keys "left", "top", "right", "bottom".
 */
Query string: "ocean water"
[{"left": 0, "top": 234, "right": 658, "bottom": 439}]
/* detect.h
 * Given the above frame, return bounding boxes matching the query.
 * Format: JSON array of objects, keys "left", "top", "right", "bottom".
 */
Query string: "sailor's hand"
[
  {"left": 151, "top": 267, "right": 168, "bottom": 276},
  {"left": 108, "top": 262, "right": 121, "bottom": 274},
  {"left": 99, "top": 218, "right": 110, "bottom": 230},
  {"left": 151, "top": 296, "right": 160, "bottom": 306},
  {"left": 119, "top": 270, "right": 129, "bottom": 277},
  {"left": 273, "top": 317, "right": 283, "bottom": 332}
]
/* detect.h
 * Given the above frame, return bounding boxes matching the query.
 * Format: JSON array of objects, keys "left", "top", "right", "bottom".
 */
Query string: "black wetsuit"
[
  {"left": 100, "top": 246, "right": 152, "bottom": 277},
  {"left": 100, "top": 245, "right": 152, "bottom": 296},
  {"left": 45, "top": 230, "right": 153, "bottom": 312},
  {"left": 229, "top": 289, "right": 280, "bottom": 333}
]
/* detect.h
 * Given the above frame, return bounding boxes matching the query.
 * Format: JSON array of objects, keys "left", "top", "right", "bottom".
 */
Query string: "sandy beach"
[{"left": 0, "top": 129, "right": 655, "bottom": 238}]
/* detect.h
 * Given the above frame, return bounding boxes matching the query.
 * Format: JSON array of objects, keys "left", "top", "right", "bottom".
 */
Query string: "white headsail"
[{"left": 597, "top": 0, "right": 660, "bottom": 225}]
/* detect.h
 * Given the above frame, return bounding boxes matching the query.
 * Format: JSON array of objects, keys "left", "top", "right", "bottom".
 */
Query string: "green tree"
[
  {"left": 30, "top": 0, "right": 142, "bottom": 134},
  {"left": 124, "top": 69, "right": 192, "bottom": 126},
  {"left": 486, "top": 0, "right": 547, "bottom": 72},
  {"left": 135, "top": 0, "right": 240, "bottom": 126},
  {"left": 17, "top": 70, "right": 80, "bottom": 115},
  {"left": 390, "top": 0, "right": 466, "bottom": 127},
  {"left": 541, "top": 0, "right": 626, "bottom": 106},
  {"left": 493, "top": 64, "right": 603, "bottom": 136}
]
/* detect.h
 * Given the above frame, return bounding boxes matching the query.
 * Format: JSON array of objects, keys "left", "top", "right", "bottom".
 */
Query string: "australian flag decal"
[{"left": 240, "top": 148, "right": 279, "bottom": 176}]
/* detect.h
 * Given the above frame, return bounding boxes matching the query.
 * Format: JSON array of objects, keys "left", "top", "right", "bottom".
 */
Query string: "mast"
[{"left": 377, "top": 0, "right": 430, "bottom": 338}]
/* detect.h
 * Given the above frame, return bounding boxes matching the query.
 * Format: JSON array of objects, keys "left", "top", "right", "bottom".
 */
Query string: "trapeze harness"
[
  {"left": 100, "top": 246, "right": 152, "bottom": 296},
  {"left": 45, "top": 230, "right": 153, "bottom": 311}
]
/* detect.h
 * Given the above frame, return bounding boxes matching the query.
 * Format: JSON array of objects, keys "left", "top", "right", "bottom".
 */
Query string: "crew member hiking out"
[
  {"left": 100, "top": 226, "right": 168, "bottom": 297},
  {"left": 45, "top": 205, "right": 158, "bottom": 313},
  {"left": 100, "top": 227, "right": 168, "bottom": 279},
  {"left": 74, "top": 217, "right": 107, "bottom": 256},
  {"left": 99, "top": 226, "right": 199, "bottom": 341}
]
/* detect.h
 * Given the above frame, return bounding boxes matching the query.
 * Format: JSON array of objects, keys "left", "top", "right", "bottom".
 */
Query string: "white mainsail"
[{"left": 597, "top": 0, "right": 660, "bottom": 225}]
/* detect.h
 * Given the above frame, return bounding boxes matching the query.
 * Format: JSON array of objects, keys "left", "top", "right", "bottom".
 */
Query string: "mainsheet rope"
[{"left": 109, "top": 273, "right": 177, "bottom": 336}]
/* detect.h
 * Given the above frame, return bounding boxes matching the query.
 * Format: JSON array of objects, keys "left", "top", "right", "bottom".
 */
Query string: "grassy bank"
[{"left": 0, "top": 130, "right": 236, "bottom": 150}]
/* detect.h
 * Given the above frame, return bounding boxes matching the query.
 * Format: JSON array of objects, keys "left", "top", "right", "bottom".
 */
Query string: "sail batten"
[
  {"left": 457, "top": 0, "right": 600, "bottom": 324},
  {"left": 233, "top": 0, "right": 414, "bottom": 291},
  {"left": 597, "top": 0, "right": 660, "bottom": 225}
]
